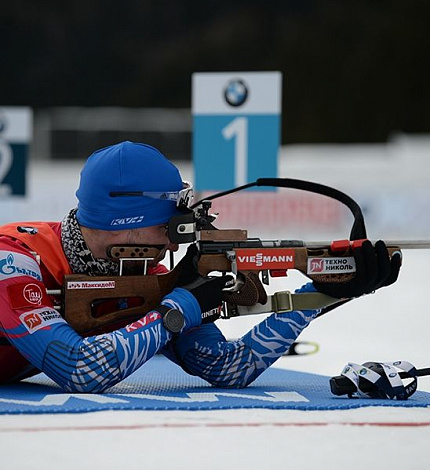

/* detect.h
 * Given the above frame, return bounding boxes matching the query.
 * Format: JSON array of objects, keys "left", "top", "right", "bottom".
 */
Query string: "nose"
[{"left": 167, "top": 242, "right": 179, "bottom": 252}]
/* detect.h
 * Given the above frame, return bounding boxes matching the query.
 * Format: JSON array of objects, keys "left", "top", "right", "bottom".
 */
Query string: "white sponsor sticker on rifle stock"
[
  {"left": 67, "top": 280, "right": 116, "bottom": 290},
  {"left": 307, "top": 257, "right": 356, "bottom": 274}
]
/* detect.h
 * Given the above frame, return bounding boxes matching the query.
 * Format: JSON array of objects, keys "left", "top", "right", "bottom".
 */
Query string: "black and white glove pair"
[
  {"left": 175, "top": 244, "right": 233, "bottom": 324},
  {"left": 313, "top": 240, "right": 401, "bottom": 299}
]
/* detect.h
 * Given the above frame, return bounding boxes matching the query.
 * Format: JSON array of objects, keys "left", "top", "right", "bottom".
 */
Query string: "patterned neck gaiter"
[{"left": 61, "top": 208, "right": 119, "bottom": 276}]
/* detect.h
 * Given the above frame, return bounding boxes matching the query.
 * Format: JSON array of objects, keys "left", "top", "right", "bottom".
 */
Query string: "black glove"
[
  {"left": 313, "top": 240, "right": 401, "bottom": 299},
  {"left": 183, "top": 275, "right": 234, "bottom": 323},
  {"left": 175, "top": 244, "right": 201, "bottom": 287},
  {"left": 175, "top": 244, "right": 234, "bottom": 323}
]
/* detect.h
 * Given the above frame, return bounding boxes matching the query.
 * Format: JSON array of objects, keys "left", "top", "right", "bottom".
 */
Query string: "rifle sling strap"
[{"left": 230, "top": 291, "right": 344, "bottom": 317}]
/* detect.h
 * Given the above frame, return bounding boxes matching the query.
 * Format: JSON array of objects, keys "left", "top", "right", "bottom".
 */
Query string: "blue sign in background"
[
  {"left": 0, "top": 107, "right": 32, "bottom": 197},
  {"left": 193, "top": 114, "right": 280, "bottom": 191},
  {"left": 0, "top": 142, "right": 27, "bottom": 196}
]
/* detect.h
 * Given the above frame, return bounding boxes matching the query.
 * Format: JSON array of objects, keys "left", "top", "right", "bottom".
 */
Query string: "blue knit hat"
[{"left": 76, "top": 141, "right": 184, "bottom": 230}]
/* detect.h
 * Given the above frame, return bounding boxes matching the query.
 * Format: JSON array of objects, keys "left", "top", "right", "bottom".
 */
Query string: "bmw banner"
[
  {"left": 192, "top": 72, "right": 282, "bottom": 191},
  {"left": 0, "top": 107, "right": 32, "bottom": 197}
]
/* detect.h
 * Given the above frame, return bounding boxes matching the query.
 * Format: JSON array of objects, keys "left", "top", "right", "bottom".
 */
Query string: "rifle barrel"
[{"left": 306, "top": 240, "right": 430, "bottom": 250}]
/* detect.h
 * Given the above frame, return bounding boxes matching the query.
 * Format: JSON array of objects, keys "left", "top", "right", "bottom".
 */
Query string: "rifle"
[{"left": 56, "top": 178, "right": 426, "bottom": 335}]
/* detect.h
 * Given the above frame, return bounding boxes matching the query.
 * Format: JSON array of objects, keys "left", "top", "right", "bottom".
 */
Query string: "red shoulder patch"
[{"left": 7, "top": 281, "right": 51, "bottom": 310}]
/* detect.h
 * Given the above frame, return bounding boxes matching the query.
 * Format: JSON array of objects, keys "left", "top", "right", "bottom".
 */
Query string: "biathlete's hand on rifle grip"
[
  {"left": 175, "top": 244, "right": 234, "bottom": 323},
  {"left": 313, "top": 240, "right": 402, "bottom": 299},
  {"left": 175, "top": 244, "right": 201, "bottom": 286},
  {"left": 182, "top": 275, "right": 234, "bottom": 323}
]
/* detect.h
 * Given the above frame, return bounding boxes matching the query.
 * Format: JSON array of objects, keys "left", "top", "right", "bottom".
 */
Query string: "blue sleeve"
[
  {"left": 2, "top": 287, "right": 201, "bottom": 393},
  {"left": 163, "top": 282, "right": 320, "bottom": 388}
]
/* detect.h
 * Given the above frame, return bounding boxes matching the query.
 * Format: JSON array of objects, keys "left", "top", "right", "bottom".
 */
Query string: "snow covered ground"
[
  {"left": 1, "top": 257, "right": 429, "bottom": 470},
  {"left": 1, "top": 142, "right": 430, "bottom": 469},
  {"left": 1, "top": 407, "right": 430, "bottom": 470}
]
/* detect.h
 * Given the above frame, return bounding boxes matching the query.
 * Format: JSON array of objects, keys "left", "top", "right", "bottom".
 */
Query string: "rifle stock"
[{"left": 63, "top": 269, "right": 180, "bottom": 334}]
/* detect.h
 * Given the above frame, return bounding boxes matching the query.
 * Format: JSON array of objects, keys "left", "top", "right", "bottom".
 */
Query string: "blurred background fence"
[{"left": 1, "top": 1, "right": 430, "bottom": 240}]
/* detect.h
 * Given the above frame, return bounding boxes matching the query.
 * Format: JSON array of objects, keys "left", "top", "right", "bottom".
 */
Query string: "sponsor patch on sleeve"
[
  {"left": 0, "top": 251, "right": 42, "bottom": 281},
  {"left": 7, "top": 281, "right": 52, "bottom": 310},
  {"left": 19, "top": 308, "right": 66, "bottom": 334}
]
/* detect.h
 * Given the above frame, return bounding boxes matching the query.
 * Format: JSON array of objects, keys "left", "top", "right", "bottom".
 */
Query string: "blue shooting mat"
[{"left": 1, "top": 356, "right": 429, "bottom": 414}]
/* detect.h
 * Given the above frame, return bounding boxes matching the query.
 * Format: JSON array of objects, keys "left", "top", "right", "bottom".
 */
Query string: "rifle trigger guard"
[{"left": 272, "top": 291, "right": 293, "bottom": 313}]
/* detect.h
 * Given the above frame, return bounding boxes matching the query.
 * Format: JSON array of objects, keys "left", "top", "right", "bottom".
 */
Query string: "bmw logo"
[{"left": 223, "top": 79, "right": 249, "bottom": 107}]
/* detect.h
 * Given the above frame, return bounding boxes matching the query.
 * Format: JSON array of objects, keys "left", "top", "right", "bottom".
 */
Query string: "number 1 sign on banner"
[
  {"left": 192, "top": 72, "right": 282, "bottom": 192},
  {"left": 222, "top": 117, "right": 248, "bottom": 187}
]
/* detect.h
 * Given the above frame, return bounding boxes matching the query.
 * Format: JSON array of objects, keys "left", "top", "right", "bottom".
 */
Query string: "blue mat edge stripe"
[{"left": 1, "top": 357, "right": 429, "bottom": 414}]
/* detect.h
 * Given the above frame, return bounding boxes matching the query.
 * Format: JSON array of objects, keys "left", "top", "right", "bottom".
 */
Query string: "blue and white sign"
[
  {"left": 0, "top": 107, "right": 32, "bottom": 196},
  {"left": 192, "top": 72, "right": 282, "bottom": 191}
]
